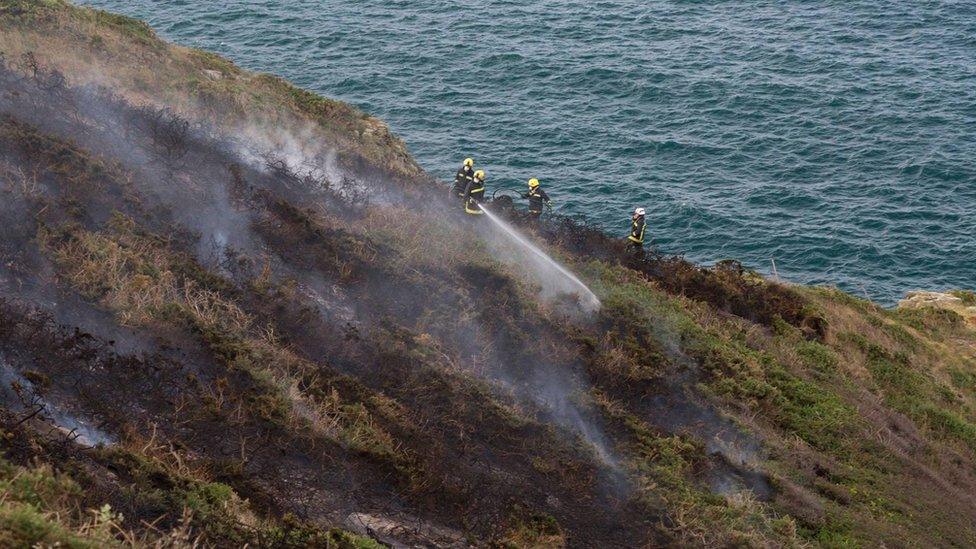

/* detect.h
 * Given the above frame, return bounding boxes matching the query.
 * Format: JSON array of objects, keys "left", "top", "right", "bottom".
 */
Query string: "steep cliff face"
[{"left": 1, "top": 2, "right": 975, "bottom": 547}]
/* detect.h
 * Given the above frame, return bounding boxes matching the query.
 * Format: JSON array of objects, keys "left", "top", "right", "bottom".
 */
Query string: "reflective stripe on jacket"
[
  {"left": 464, "top": 179, "right": 486, "bottom": 215},
  {"left": 629, "top": 216, "right": 646, "bottom": 244},
  {"left": 453, "top": 166, "right": 474, "bottom": 194}
]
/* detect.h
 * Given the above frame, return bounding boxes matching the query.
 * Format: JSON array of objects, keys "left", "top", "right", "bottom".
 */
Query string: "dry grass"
[
  {"left": 361, "top": 206, "right": 477, "bottom": 272},
  {"left": 590, "top": 390, "right": 801, "bottom": 548},
  {"left": 39, "top": 215, "right": 404, "bottom": 461},
  {"left": 249, "top": 336, "right": 404, "bottom": 458},
  {"left": 0, "top": 2, "right": 422, "bottom": 180},
  {"left": 0, "top": 159, "right": 40, "bottom": 198},
  {"left": 42, "top": 224, "right": 249, "bottom": 330},
  {"left": 807, "top": 287, "right": 976, "bottom": 400},
  {"left": 0, "top": 458, "right": 203, "bottom": 548},
  {"left": 4, "top": 4, "right": 976, "bottom": 546}
]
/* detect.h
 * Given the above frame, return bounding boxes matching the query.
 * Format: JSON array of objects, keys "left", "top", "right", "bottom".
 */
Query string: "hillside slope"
[{"left": 1, "top": 2, "right": 975, "bottom": 547}]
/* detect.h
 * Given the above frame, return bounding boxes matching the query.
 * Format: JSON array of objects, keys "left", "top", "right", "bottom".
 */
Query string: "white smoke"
[{"left": 0, "top": 356, "right": 115, "bottom": 447}]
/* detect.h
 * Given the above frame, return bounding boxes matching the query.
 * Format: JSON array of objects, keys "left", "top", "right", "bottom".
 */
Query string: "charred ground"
[{"left": 1, "top": 2, "right": 975, "bottom": 548}]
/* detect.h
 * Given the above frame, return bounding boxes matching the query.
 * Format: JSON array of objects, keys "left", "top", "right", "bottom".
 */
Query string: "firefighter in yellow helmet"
[
  {"left": 628, "top": 207, "right": 647, "bottom": 251},
  {"left": 463, "top": 170, "right": 486, "bottom": 215},
  {"left": 521, "top": 178, "right": 551, "bottom": 218},
  {"left": 452, "top": 158, "right": 475, "bottom": 198}
]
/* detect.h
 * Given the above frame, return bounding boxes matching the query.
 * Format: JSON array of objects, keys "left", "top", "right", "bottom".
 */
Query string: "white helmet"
[{"left": 634, "top": 207, "right": 645, "bottom": 216}]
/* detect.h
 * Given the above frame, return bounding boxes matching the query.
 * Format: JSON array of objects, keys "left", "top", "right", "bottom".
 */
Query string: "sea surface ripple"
[{"left": 81, "top": 0, "right": 976, "bottom": 304}]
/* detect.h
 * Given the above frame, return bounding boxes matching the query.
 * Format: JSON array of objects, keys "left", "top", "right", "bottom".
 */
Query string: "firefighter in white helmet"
[{"left": 628, "top": 207, "right": 646, "bottom": 250}]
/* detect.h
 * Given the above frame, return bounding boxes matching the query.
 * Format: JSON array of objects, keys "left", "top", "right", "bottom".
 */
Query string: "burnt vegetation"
[
  {"left": 0, "top": 26, "right": 975, "bottom": 549},
  {"left": 522, "top": 213, "right": 826, "bottom": 340},
  {"left": 0, "top": 52, "right": 659, "bottom": 547},
  {"left": 136, "top": 105, "right": 190, "bottom": 165}
]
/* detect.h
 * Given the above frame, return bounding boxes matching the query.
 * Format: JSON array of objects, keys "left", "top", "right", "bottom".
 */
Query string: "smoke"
[
  {"left": 457, "top": 206, "right": 623, "bottom": 471},
  {"left": 477, "top": 205, "right": 601, "bottom": 313},
  {"left": 228, "top": 117, "right": 341, "bottom": 181},
  {"left": 526, "top": 365, "right": 620, "bottom": 469},
  {"left": 1, "top": 52, "right": 625, "bottom": 487},
  {"left": 633, "top": 305, "right": 771, "bottom": 497},
  {"left": 0, "top": 355, "right": 115, "bottom": 447}
]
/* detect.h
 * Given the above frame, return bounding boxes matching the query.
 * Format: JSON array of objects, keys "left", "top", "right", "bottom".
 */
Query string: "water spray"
[{"left": 477, "top": 204, "right": 601, "bottom": 312}]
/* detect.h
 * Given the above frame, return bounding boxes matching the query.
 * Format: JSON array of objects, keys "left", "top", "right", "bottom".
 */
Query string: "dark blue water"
[{"left": 81, "top": 0, "right": 976, "bottom": 304}]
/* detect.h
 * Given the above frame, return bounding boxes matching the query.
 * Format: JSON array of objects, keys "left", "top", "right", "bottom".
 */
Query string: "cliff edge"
[{"left": 1, "top": 2, "right": 975, "bottom": 547}]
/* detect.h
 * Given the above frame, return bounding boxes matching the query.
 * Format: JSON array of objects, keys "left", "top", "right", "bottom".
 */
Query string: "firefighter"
[
  {"left": 628, "top": 207, "right": 646, "bottom": 250},
  {"left": 452, "top": 158, "right": 475, "bottom": 198},
  {"left": 463, "top": 170, "right": 486, "bottom": 215},
  {"left": 522, "top": 178, "right": 551, "bottom": 218}
]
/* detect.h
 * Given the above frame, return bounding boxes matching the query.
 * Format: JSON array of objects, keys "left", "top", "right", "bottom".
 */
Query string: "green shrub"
[
  {"left": 0, "top": 461, "right": 82, "bottom": 509},
  {"left": 88, "top": 9, "right": 156, "bottom": 43},
  {"left": 813, "top": 516, "right": 862, "bottom": 548},
  {"left": 949, "top": 290, "right": 976, "bottom": 306},
  {"left": 768, "top": 368, "right": 856, "bottom": 453},
  {"left": 184, "top": 482, "right": 236, "bottom": 515},
  {"left": 772, "top": 315, "right": 801, "bottom": 338},
  {"left": 0, "top": 459, "right": 116, "bottom": 548},
  {"left": 327, "top": 528, "right": 385, "bottom": 549},
  {"left": 0, "top": 503, "right": 106, "bottom": 549},
  {"left": 796, "top": 341, "right": 839, "bottom": 373},
  {"left": 922, "top": 406, "right": 976, "bottom": 449},
  {"left": 0, "top": 0, "right": 66, "bottom": 19},
  {"left": 865, "top": 345, "right": 925, "bottom": 398},
  {"left": 949, "top": 366, "right": 976, "bottom": 394},
  {"left": 891, "top": 307, "right": 963, "bottom": 333}
]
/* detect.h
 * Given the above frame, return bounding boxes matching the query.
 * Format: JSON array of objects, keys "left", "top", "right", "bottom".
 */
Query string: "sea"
[{"left": 79, "top": 0, "right": 976, "bottom": 304}]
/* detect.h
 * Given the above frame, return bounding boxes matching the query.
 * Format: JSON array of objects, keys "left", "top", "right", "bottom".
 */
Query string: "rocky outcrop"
[{"left": 899, "top": 290, "right": 976, "bottom": 325}]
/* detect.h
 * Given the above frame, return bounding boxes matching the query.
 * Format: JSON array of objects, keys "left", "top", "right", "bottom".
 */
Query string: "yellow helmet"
[
  {"left": 528, "top": 178, "right": 540, "bottom": 188},
  {"left": 463, "top": 158, "right": 474, "bottom": 167},
  {"left": 474, "top": 169, "right": 485, "bottom": 179}
]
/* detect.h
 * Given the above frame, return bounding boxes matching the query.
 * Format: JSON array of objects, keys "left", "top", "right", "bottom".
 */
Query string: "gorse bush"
[{"left": 0, "top": 6, "right": 974, "bottom": 548}]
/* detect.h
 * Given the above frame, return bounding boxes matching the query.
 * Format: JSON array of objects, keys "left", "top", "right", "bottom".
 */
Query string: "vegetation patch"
[
  {"left": 501, "top": 509, "right": 565, "bottom": 548},
  {"left": 2, "top": 4, "right": 976, "bottom": 546},
  {"left": 950, "top": 290, "right": 976, "bottom": 306},
  {"left": 594, "top": 392, "right": 798, "bottom": 546}
]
